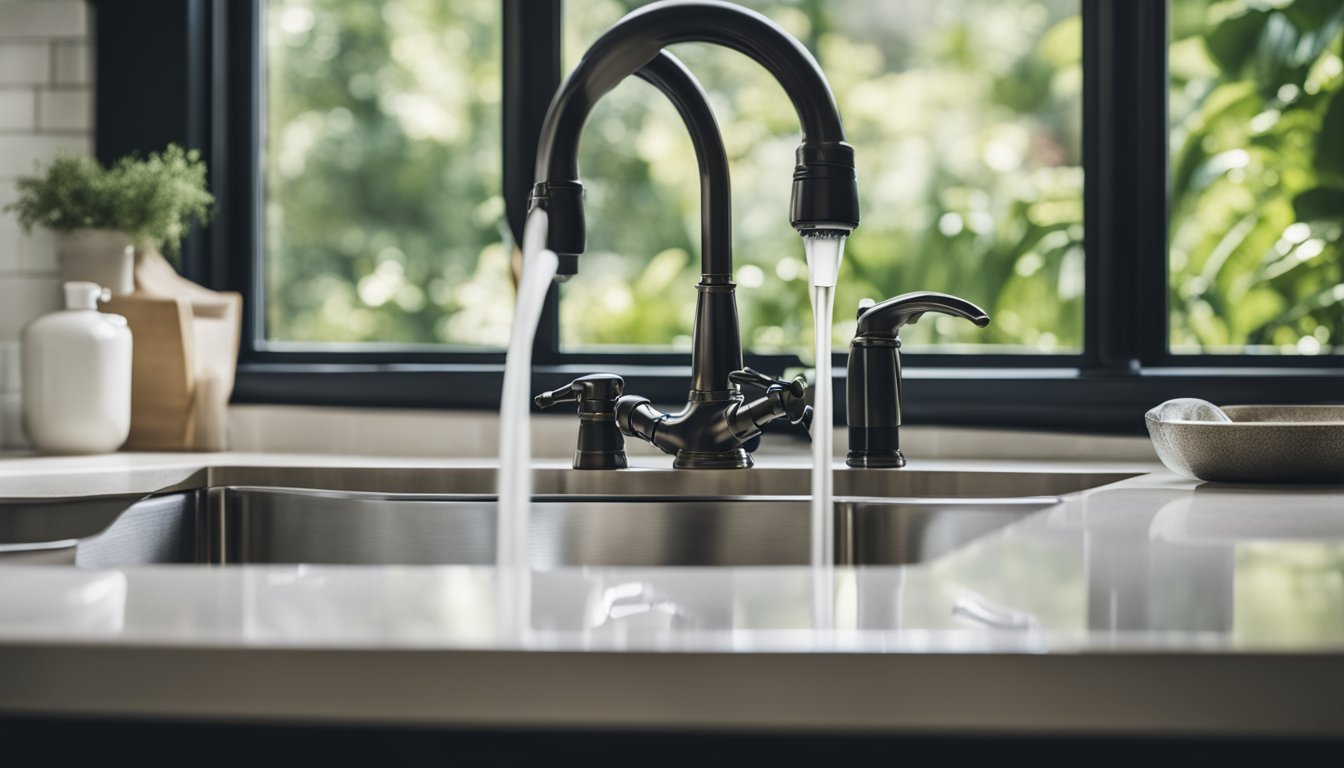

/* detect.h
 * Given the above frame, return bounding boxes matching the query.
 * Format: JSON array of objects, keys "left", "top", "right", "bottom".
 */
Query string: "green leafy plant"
[{"left": 5, "top": 144, "right": 214, "bottom": 259}]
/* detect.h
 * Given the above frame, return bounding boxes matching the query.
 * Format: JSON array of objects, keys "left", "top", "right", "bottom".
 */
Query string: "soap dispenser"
[
  {"left": 846, "top": 291, "right": 989, "bottom": 468},
  {"left": 535, "top": 373, "right": 629, "bottom": 469},
  {"left": 21, "top": 282, "right": 133, "bottom": 454}
]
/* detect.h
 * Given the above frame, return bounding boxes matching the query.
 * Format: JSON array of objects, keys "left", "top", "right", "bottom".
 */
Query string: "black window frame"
[{"left": 90, "top": 0, "right": 1344, "bottom": 435}]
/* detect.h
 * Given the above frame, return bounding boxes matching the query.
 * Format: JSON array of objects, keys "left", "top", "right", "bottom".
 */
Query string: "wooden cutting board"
[{"left": 102, "top": 250, "right": 241, "bottom": 451}]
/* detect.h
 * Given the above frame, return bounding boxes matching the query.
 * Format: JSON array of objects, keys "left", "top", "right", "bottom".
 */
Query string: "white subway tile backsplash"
[
  {"left": 0, "top": 185, "right": 18, "bottom": 273},
  {"left": 51, "top": 40, "right": 88, "bottom": 85},
  {"left": 0, "top": 89, "right": 37, "bottom": 130},
  {"left": 0, "top": 238, "right": 15, "bottom": 273},
  {"left": 0, "top": 275, "right": 60, "bottom": 339},
  {"left": 0, "top": 1, "right": 88, "bottom": 39},
  {"left": 0, "top": 42, "right": 48, "bottom": 85},
  {"left": 37, "top": 87, "right": 89, "bottom": 131},
  {"left": 0, "top": 340, "right": 19, "bottom": 393},
  {"left": 0, "top": 133, "right": 90, "bottom": 175},
  {"left": 16, "top": 223, "right": 55, "bottom": 272},
  {"left": 0, "top": 0, "right": 91, "bottom": 446}
]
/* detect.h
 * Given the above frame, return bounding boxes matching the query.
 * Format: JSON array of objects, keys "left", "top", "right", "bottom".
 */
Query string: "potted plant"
[{"left": 4, "top": 144, "right": 214, "bottom": 294}]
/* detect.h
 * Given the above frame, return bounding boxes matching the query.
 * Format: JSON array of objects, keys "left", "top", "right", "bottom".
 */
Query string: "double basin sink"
[{"left": 0, "top": 466, "right": 1134, "bottom": 568}]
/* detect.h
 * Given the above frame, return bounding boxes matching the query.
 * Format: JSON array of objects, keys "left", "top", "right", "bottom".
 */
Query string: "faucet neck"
[
  {"left": 536, "top": 1, "right": 847, "bottom": 180},
  {"left": 527, "top": 49, "right": 733, "bottom": 277},
  {"left": 534, "top": 0, "right": 859, "bottom": 239},
  {"left": 632, "top": 52, "right": 733, "bottom": 278}
]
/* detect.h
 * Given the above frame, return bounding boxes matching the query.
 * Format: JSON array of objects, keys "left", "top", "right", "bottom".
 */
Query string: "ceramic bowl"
[{"left": 1145, "top": 405, "right": 1344, "bottom": 483}]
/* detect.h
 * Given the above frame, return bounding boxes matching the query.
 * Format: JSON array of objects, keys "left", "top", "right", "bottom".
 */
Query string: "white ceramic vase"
[
  {"left": 55, "top": 229, "right": 136, "bottom": 296},
  {"left": 21, "top": 282, "right": 133, "bottom": 454}
]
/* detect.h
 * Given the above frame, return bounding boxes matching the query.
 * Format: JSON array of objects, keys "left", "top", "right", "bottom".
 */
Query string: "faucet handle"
[
  {"left": 729, "top": 367, "right": 806, "bottom": 399},
  {"left": 535, "top": 373, "right": 624, "bottom": 409},
  {"left": 728, "top": 368, "right": 811, "bottom": 427},
  {"left": 854, "top": 291, "right": 990, "bottom": 337}
]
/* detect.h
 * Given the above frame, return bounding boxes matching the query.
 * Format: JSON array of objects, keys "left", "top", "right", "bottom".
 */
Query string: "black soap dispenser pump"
[
  {"left": 846, "top": 291, "right": 990, "bottom": 468},
  {"left": 535, "top": 373, "right": 629, "bottom": 470}
]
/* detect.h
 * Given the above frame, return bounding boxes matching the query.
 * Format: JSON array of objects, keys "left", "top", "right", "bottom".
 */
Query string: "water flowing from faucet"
[
  {"left": 496, "top": 208, "right": 558, "bottom": 638},
  {"left": 803, "top": 231, "right": 845, "bottom": 572}
]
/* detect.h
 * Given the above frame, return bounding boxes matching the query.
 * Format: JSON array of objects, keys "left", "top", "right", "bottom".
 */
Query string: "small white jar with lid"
[{"left": 21, "top": 282, "right": 133, "bottom": 454}]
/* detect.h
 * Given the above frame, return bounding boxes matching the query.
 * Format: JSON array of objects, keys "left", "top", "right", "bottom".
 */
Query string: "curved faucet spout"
[
  {"left": 536, "top": 0, "right": 848, "bottom": 178},
  {"left": 523, "top": 47, "right": 745, "bottom": 397},
  {"left": 529, "top": 49, "right": 743, "bottom": 394},
  {"left": 634, "top": 53, "right": 732, "bottom": 279},
  {"left": 531, "top": 0, "right": 859, "bottom": 269},
  {"left": 524, "top": 45, "right": 750, "bottom": 464},
  {"left": 528, "top": 49, "right": 732, "bottom": 279}
]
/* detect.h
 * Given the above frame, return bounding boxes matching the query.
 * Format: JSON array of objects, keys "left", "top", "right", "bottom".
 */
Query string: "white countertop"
[{"left": 2, "top": 451, "right": 1343, "bottom": 737}]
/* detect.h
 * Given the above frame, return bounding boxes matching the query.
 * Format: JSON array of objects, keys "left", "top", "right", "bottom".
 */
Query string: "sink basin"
[
  {"left": 0, "top": 467, "right": 1135, "bottom": 568},
  {"left": 10, "top": 490, "right": 1057, "bottom": 568},
  {"left": 194, "top": 488, "right": 1057, "bottom": 567}
]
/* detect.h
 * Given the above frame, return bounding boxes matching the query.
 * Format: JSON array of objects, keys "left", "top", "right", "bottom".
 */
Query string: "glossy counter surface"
[{"left": 1, "top": 452, "right": 1342, "bottom": 737}]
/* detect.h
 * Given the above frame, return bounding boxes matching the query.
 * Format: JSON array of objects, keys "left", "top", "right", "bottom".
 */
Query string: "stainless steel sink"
[
  {"left": 191, "top": 488, "right": 1056, "bottom": 567},
  {"left": 0, "top": 467, "right": 1135, "bottom": 568}
]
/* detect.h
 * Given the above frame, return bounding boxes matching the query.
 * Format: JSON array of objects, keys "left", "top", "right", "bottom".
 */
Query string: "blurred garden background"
[
  {"left": 1169, "top": 0, "right": 1344, "bottom": 354},
  {"left": 263, "top": 0, "right": 1343, "bottom": 356}
]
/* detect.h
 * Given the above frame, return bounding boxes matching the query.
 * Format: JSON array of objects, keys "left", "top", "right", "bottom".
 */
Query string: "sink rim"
[
  {"left": 199, "top": 464, "right": 1142, "bottom": 498},
  {"left": 0, "top": 464, "right": 1142, "bottom": 567},
  {"left": 212, "top": 484, "right": 1066, "bottom": 507}
]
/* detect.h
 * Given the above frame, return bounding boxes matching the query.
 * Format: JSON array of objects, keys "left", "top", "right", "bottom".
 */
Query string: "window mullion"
[
  {"left": 1083, "top": 0, "right": 1169, "bottom": 373},
  {"left": 503, "top": 0, "right": 563, "bottom": 363},
  {"left": 235, "top": 0, "right": 265, "bottom": 361}
]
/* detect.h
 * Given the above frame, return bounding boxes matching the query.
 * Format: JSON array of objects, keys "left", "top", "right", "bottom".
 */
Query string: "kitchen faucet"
[{"left": 529, "top": 0, "right": 859, "bottom": 469}]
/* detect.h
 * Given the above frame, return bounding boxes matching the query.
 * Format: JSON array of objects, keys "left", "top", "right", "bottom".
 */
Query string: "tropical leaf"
[
  {"left": 1203, "top": 8, "right": 1268, "bottom": 76},
  {"left": 1254, "top": 12, "right": 1302, "bottom": 98}
]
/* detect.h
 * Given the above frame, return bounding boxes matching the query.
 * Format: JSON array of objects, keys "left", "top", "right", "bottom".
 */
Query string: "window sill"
[
  {"left": 224, "top": 402, "right": 1158, "bottom": 463},
  {"left": 231, "top": 362, "right": 1343, "bottom": 434}
]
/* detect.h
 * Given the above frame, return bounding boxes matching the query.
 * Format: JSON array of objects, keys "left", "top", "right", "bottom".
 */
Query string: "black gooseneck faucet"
[{"left": 529, "top": 0, "right": 859, "bottom": 469}]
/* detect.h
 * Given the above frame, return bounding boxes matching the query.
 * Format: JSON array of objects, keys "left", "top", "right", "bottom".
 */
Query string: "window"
[{"left": 95, "top": 0, "right": 1344, "bottom": 429}]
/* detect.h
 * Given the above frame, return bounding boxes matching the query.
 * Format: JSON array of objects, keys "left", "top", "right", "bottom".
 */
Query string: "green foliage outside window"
[
  {"left": 265, "top": 0, "right": 508, "bottom": 346},
  {"left": 1169, "top": 0, "right": 1344, "bottom": 354},
  {"left": 264, "top": 0, "right": 1082, "bottom": 352},
  {"left": 262, "top": 0, "right": 1342, "bottom": 356}
]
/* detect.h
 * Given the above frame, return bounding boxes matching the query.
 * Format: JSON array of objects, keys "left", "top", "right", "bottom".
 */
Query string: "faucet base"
[
  {"left": 673, "top": 449, "right": 753, "bottom": 470},
  {"left": 846, "top": 450, "right": 907, "bottom": 469}
]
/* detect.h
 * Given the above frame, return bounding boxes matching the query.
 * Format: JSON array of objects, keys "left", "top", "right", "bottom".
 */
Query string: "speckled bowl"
[{"left": 1146, "top": 405, "right": 1344, "bottom": 483}]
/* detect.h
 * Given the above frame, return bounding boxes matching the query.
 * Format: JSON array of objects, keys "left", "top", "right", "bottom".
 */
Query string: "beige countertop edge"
[{"left": 1, "top": 645, "right": 1342, "bottom": 737}]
